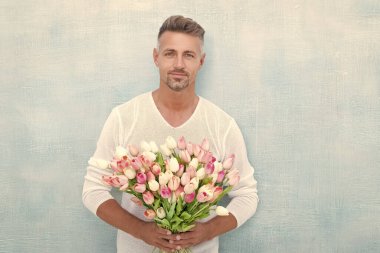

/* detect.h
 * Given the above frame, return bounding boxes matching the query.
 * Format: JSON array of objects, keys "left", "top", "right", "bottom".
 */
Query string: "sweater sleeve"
[
  {"left": 224, "top": 119, "right": 259, "bottom": 228},
  {"left": 82, "top": 108, "right": 121, "bottom": 215}
]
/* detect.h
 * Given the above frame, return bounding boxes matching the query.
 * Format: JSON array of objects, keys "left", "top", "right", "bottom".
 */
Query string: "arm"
[{"left": 82, "top": 109, "right": 179, "bottom": 251}]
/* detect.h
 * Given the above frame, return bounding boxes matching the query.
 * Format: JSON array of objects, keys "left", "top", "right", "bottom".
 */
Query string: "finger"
[{"left": 156, "top": 239, "right": 179, "bottom": 252}]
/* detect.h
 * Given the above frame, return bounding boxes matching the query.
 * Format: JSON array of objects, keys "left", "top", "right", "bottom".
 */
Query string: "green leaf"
[
  {"left": 180, "top": 211, "right": 191, "bottom": 220},
  {"left": 176, "top": 196, "right": 183, "bottom": 215},
  {"left": 167, "top": 201, "right": 176, "bottom": 220}
]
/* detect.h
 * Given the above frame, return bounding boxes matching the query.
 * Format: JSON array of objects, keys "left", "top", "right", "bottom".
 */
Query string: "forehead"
[{"left": 158, "top": 31, "right": 203, "bottom": 53}]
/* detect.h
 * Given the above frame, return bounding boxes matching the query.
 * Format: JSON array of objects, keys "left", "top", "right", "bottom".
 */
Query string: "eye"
[
  {"left": 164, "top": 51, "right": 175, "bottom": 57},
  {"left": 185, "top": 53, "right": 195, "bottom": 58}
]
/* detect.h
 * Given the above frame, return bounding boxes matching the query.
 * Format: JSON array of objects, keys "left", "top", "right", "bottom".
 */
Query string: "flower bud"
[
  {"left": 115, "top": 146, "right": 128, "bottom": 160},
  {"left": 148, "top": 180, "right": 159, "bottom": 191},
  {"left": 143, "top": 191, "right": 154, "bottom": 205},
  {"left": 201, "top": 138, "right": 210, "bottom": 151},
  {"left": 215, "top": 206, "right": 229, "bottom": 216},
  {"left": 149, "top": 141, "right": 159, "bottom": 153},
  {"left": 169, "top": 157, "right": 179, "bottom": 173},
  {"left": 156, "top": 207, "right": 166, "bottom": 219},
  {"left": 222, "top": 154, "right": 235, "bottom": 170},
  {"left": 140, "top": 141, "right": 151, "bottom": 152},
  {"left": 177, "top": 136, "right": 187, "bottom": 150},
  {"left": 143, "top": 209, "right": 156, "bottom": 220},
  {"left": 128, "top": 144, "right": 140, "bottom": 157},
  {"left": 160, "top": 144, "right": 172, "bottom": 156},
  {"left": 166, "top": 136, "right": 177, "bottom": 150}
]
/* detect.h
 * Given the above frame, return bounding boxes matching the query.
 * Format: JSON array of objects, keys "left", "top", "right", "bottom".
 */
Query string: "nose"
[{"left": 174, "top": 56, "right": 185, "bottom": 69}]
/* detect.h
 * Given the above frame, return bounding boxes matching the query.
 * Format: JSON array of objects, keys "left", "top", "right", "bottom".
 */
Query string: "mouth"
[{"left": 169, "top": 71, "right": 188, "bottom": 78}]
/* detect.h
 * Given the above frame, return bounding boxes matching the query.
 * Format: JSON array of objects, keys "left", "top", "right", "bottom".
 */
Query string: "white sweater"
[{"left": 82, "top": 92, "right": 259, "bottom": 253}]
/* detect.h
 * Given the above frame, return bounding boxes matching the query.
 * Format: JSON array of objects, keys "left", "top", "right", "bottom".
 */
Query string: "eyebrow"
[{"left": 162, "top": 49, "right": 197, "bottom": 55}]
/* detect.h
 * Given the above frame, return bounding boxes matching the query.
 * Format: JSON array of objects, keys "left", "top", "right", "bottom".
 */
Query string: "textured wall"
[{"left": 1, "top": 1, "right": 380, "bottom": 252}]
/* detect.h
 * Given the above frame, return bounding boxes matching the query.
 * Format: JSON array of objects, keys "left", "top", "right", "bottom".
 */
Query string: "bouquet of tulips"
[{"left": 90, "top": 136, "right": 239, "bottom": 253}]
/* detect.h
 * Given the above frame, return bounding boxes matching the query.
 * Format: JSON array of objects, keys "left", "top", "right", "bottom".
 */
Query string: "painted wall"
[{"left": 1, "top": 1, "right": 379, "bottom": 252}]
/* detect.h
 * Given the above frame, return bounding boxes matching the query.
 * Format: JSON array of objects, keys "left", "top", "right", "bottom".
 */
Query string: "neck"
[{"left": 153, "top": 86, "right": 198, "bottom": 112}]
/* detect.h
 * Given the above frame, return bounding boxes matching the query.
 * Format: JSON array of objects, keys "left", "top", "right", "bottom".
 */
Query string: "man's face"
[{"left": 153, "top": 31, "right": 205, "bottom": 92}]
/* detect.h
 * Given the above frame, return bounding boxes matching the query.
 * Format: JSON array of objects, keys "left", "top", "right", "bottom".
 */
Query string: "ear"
[
  {"left": 153, "top": 48, "right": 159, "bottom": 66},
  {"left": 199, "top": 53, "right": 206, "bottom": 67}
]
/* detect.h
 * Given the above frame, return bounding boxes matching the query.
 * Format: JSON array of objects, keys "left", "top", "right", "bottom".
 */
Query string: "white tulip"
[
  {"left": 196, "top": 167, "right": 206, "bottom": 180},
  {"left": 214, "top": 162, "right": 223, "bottom": 173},
  {"left": 189, "top": 158, "right": 199, "bottom": 169},
  {"left": 184, "top": 183, "right": 195, "bottom": 194},
  {"left": 148, "top": 180, "right": 160, "bottom": 191},
  {"left": 160, "top": 144, "right": 172, "bottom": 156},
  {"left": 156, "top": 207, "right": 166, "bottom": 219},
  {"left": 215, "top": 206, "right": 229, "bottom": 216},
  {"left": 124, "top": 168, "right": 136, "bottom": 179},
  {"left": 149, "top": 141, "right": 159, "bottom": 153},
  {"left": 143, "top": 151, "right": 156, "bottom": 162},
  {"left": 88, "top": 157, "right": 110, "bottom": 170},
  {"left": 169, "top": 157, "right": 179, "bottom": 173},
  {"left": 140, "top": 141, "right": 151, "bottom": 152},
  {"left": 190, "top": 177, "right": 199, "bottom": 189},
  {"left": 115, "top": 146, "right": 128, "bottom": 159},
  {"left": 166, "top": 136, "right": 177, "bottom": 150},
  {"left": 159, "top": 172, "right": 170, "bottom": 185}
]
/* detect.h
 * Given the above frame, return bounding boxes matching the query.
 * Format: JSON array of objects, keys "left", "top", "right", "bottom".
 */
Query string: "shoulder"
[
  {"left": 199, "top": 96, "right": 235, "bottom": 123},
  {"left": 113, "top": 92, "right": 151, "bottom": 114}
]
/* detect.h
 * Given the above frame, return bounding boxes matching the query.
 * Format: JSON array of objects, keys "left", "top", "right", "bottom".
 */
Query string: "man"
[{"left": 82, "top": 15, "right": 258, "bottom": 253}]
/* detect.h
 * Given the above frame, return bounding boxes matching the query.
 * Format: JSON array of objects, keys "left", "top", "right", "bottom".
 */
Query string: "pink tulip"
[
  {"left": 130, "top": 196, "right": 143, "bottom": 207},
  {"left": 184, "top": 192, "right": 195, "bottom": 203},
  {"left": 159, "top": 185, "right": 172, "bottom": 199},
  {"left": 177, "top": 136, "right": 187, "bottom": 150},
  {"left": 187, "top": 166, "right": 196, "bottom": 178},
  {"left": 136, "top": 172, "right": 147, "bottom": 184},
  {"left": 168, "top": 176, "right": 180, "bottom": 191},
  {"left": 176, "top": 164, "right": 184, "bottom": 177},
  {"left": 210, "top": 186, "right": 223, "bottom": 202},
  {"left": 175, "top": 185, "right": 184, "bottom": 197},
  {"left": 180, "top": 172, "right": 191, "bottom": 186},
  {"left": 152, "top": 163, "right": 161, "bottom": 175},
  {"left": 217, "top": 170, "right": 226, "bottom": 183},
  {"left": 143, "top": 209, "right": 156, "bottom": 220},
  {"left": 184, "top": 183, "right": 195, "bottom": 194},
  {"left": 131, "top": 158, "right": 142, "bottom": 170},
  {"left": 193, "top": 144, "right": 201, "bottom": 157},
  {"left": 202, "top": 151, "right": 213, "bottom": 164},
  {"left": 196, "top": 184, "right": 214, "bottom": 202},
  {"left": 205, "top": 162, "right": 215, "bottom": 175},
  {"left": 222, "top": 154, "right": 235, "bottom": 170},
  {"left": 139, "top": 154, "right": 153, "bottom": 168},
  {"left": 186, "top": 143, "right": 194, "bottom": 155},
  {"left": 201, "top": 138, "right": 210, "bottom": 151},
  {"left": 143, "top": 191, "right": 154, "bottom": 205},
  {"left": 134, "top": 183, "right": 146, "bottom": 193},
  {"left": 179, "top": 150, "right": 191, "bottom": 163},
  {"left": 146, "top": 171, "right": 155, "bottom": 182},
  {"left": 128, "top": 144, "right": 140, "bottom": 156}
]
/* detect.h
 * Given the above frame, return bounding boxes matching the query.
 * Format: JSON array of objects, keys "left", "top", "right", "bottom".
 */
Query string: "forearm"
[
  {"left": 206, "top": 214, "right": 237, "bottom": 239},
  {"left": 96, "top": 199, "right": 144, "bottom": 239}
]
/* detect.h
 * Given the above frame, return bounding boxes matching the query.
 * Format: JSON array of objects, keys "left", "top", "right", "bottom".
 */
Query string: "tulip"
[
  {"left": 196, "top": 184, "right": 214, "bottom": 202},
  {"left": 159, "top": 185, "right": 172, "bottom": 199},
  {"left": 211, "top": 173, "right": 218, "bottom": 184},
  {"left": 115, "top": 146, "right": 128, "bottom": 160},
  {"left": 168, "top": 193, "right": 177, "bottom": 204},
  {"left": 166, "top": 136, "right": 177, "bottom": 150},
  {"left": 180, "top": 172, "right": 191, "bottom": 186},
  {"left": 184, "top": 183, "right": 195, "bottom": 194},
  {"left": 196, "top": 167, "right": 205, "bottom": 180},
  {"left": 190, "top": 177, "right": 199, "bottom": 189},
  {"left": 217, "top": 170, "right": 226, "bottom": 183},
  {"left": 187, "top": 166, "right": 196, "bottom": 178},
  {"left": 175, "top": 185, "right": 184, "bottom": 197},
  {"left": 205, "top": 162, "right": 215, "bottom": 175},
  {"left": 152, "top": 163, "right": 161, "bottom": 175},
  {"left": 202, "top": 151, "right": 213, "bottom": 164},
  {"left": 136, "top": 172, "right": 147, "bottom": 184},
  {"left": 201, "top": 138, "right": 210, "bottom": 151},
  {"left": 142, "top": 151, "right": 156, "bottom": 163},
  {"left": 193, "top": 144, "right": 201, "bottom": 157},
  {"left": 184, "top": 192, "right": 195, "bottom": 203},
  {"left": 169, "top": 157, "right": 179, "bottom": 173},
  {"left": 176, "top": 164, "right": 184, "bottom": 177},
  {"left": 222, "top": 154, "right": 235, "bottom": 170},
  {"left": 168, "top": 176, "right": 180, "bottom": 191},
  {"left": 134, "top": 183, "right": 146, "bottom": 193},
  {"left": 88, "top": 157, "right": 110, "bottom": 170},
  {"left": 186, "top": 143, "right": 194, "bottom": 156},
  {"left": 160, "top": 144, "right": 172, "bottom": 156},
  {"left": 156, "top": 207, "right": 166, "bottom": 219},
  {"left": 131, "top": 158, "right": 142, "bottom": 170},
  {"left": 130, "top": 196, "right": 143, "bottom": 206},
  {"left": 128, "top": 144, "right": 140, "bottom": 157},
  {"left": 179, "top": 150, "right": 191, "bottom": 163},
  {"left": 148, "top": 179, "right": 159, "bottom": 191},
  {"left": 140, "top": 141, "right": 151, "bottom": 152},
  {"left": 210, "top": 186, "right": 223, "bottom": 202},
  {"left": 158, "top": 172, "right": 170, "bottom": 186},
  {"left": 143, "top": 209, "right": 156, "bottom": 220},
  {"left": 143, "top": 191, "right": 154, "bottom": 205},
  {"left": 146, "top": 171, "right": 155, "bottom": 182},
  {"left": 189, "top": 158, "right": 198, "bottom": 169},
  {"left": 215, "top": 206, "right": 229, "bottom": 216},
  {"left": 124, "top": 168, "right": 136, "bottom": 179},
  {"left": 177, "top": 136, "right": 187, "bottom": 150},
  {"left": 214, "top": 162, "right": 223, "bottom": 173},
  {"left": 149, "top": 141, "right": 159, "bottom": 153}
]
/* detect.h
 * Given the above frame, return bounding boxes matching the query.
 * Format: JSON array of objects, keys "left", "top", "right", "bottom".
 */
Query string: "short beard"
[{"left": 166, "top": 77, "right": 189, "bottom": 92}]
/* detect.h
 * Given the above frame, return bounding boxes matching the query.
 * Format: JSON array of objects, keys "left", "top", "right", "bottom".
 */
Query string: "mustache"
[{"left": 168, "top": 70, "right": 189, "bottom": 76}]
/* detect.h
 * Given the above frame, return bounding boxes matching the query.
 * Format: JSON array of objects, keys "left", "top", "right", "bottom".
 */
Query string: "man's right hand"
[{"left": 137, "top": 222, "right": 181, "bottom": 252}]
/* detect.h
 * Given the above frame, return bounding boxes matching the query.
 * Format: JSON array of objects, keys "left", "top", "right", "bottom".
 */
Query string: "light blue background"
[{"left": 1, "top": 1, "right": 379, "bottom": 252}]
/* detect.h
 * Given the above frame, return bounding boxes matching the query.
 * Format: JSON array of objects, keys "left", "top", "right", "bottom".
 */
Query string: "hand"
[
  {"left": 136, "top": 222, "right": 182, "bottom": 252},
  {"left": 170, "top": 222, "right": 213, "bottom": 250}
]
